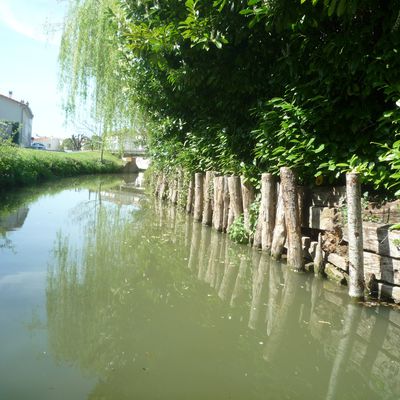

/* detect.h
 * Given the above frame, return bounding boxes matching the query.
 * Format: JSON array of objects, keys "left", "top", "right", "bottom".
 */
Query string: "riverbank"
[{"left": 0, "top": 144, "right": 123, "bottom": 188}]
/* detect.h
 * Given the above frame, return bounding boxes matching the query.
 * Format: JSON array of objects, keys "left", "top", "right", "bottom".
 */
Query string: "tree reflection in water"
[{"left": 47, "top": 194, "right": 400, "bottom": 400}]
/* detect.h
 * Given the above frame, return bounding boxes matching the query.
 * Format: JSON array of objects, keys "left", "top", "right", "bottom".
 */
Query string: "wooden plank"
[
  {"left": 363, "top": 251, "right": 400, "bottom": 285},
  {"left": 343, "top": 223, "right": 400, "bottom": 259},
  {"left": 378, "top": 282, "right": 400, "bottom": 304},
  {"left": 325, "top": 263, "right": 348, "bottom": 285},
  {"left": 310, "top": 186, "right": 346, "bottom": 207},
  {"left": 327, "top": 253, "right": 349, "bottom": 272},
  {"left": 308, "top": 206, "right": 338, "bottom": 231}
]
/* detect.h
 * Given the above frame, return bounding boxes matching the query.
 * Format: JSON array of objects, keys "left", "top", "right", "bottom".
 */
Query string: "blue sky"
[{"left": 0, "top": 0, "right": 70, "bottom": 138}]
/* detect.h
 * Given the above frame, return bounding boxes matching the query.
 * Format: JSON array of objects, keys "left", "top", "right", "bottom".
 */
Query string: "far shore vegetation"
[{"left": 0, "top": 142, "right": 123, "bottom": 188}]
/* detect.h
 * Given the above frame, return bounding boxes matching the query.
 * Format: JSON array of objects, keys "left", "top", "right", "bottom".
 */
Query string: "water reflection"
[
  {"left": 0, "top": 206, "right": 29, "bottom": 249},
  {"left": 0, "top": 206, "right": 29, "bottom": 231},
  {"left": 46, "top": 193, "right": 400, "bottom": 400}
]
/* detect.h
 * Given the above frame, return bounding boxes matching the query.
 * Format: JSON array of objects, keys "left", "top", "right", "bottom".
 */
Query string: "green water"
[{"left": 1, "top": 175, "right": 399, "bottom": 400}]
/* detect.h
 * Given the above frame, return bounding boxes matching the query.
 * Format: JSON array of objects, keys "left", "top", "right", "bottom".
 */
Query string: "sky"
[{"left": 0, "top": 0, "right": 71, "bottom": 138}]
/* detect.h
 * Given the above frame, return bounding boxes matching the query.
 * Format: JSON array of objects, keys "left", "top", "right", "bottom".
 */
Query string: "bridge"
[{"left": 122, "top": 149, "right": 148, "bottom": 157}]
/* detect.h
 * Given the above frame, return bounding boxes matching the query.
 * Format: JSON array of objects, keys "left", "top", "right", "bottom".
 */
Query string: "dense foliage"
[
  {"left": 60, "top": 0, "right": 400, "bottom": 196},
  {"left": 0, "top": 143, "right": 123, "bottom": 187}
]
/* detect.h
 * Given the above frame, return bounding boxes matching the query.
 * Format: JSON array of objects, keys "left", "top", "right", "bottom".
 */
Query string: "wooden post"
[
  {"left": 241, "top": 177, "right": 255, "bottom": 233},
  {"left": 176, "top": 169, "right": 184, "bottom": 208},
  {"left": 222, "top": 176, "right": 230, "bottom": 232},
  {"left": 193, "top": 172, "right": 204, "bottom": 222},
  {"left": 202, "top": 171, "right": 214, "bottom": 226},
  {"left": 159, "top": 173, "right": 168, "bottom": 201},
  {"left": 171, "top": 176, "right": 178, "bottom": 205},
  {"left": 270, "top": 183, "right": 286, "bottom": 260},
  {"left": 314, "top": 233, "right": 324, "bottom": 275},
  {"left": 213, "top": 176, "right": 224, "bottom": 231},
  {"left": 346, "top": 172, "right": 365, "bottom": 299},
  {"left": 154, "top": 173, "right": 162, "bottom": 197},
  {"left": 168, "top": 175, "right": 174, "bottom": 202},
  {"left": 228, "top": 175, "right": 243, "bottom": 224},
  {"left": 186, "top": 174, "right": 195, "bottom": 214},
  {"left": 280, "top": 167, "right": 304, "bottom": 271},
  {"left": 261, "top": 173, "right": 276, "bottom": 253}
]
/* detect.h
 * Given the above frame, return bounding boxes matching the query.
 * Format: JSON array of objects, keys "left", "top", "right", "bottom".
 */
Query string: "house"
[
  {"left": 0, "top": 92, "right": 33, "bottom": 147},
  {"left": 32, "top": 136, "right": 61, "bottom": 151}
]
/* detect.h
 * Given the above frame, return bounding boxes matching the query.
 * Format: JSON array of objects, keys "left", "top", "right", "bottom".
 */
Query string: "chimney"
[{"left": 8, "top": 91, "right": 13, "bottom": 98}]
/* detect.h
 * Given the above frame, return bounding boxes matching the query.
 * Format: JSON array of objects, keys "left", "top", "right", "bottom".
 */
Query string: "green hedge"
[{"left": 0, "top": 145, "right": 123, "bottom": 188}]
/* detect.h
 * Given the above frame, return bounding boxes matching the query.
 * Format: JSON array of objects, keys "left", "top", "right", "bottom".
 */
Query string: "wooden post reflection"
[
  {"left": 266, "top": 258, "right": 284, "bottom": 336},
  {"left": 248, "top": 252, "right": 270, "bottom": 330},
  {"left": 197, "top": 225, "right": 212, "bottom": 281},
  {"left": 230, "top": 253, "right": 250, "bottom": 307},
  {"left": 263, "top": 269, "right": 302, "bottom": 363},
  {"left": 188, "top": 220, "right": 202, "bottom": 271},
  {"left": 218, "top": 241, "right": 240, "bottom": 301},
  {"left": 325, "top": 303, "right": 362, "bottom": 400},
  {"left": 205, "top": 229, "right": 221, "bottom": 287}
]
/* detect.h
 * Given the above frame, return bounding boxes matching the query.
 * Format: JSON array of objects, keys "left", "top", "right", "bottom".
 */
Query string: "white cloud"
[{"left": 0, "top": 1, "right": 59, "bottom": 45}]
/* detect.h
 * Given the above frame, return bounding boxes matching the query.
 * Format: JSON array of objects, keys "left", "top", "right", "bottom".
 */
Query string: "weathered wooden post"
[
  {"left": 240, "top": 176, "right": 255, "bottom": 233},
  {"left": 280, "top": 167, "right": 304, "bottom": 271},
  {"left": 176, "top": 169, "right": 184, "bottom": 208},
  {"left": 170, "top": 175, "right": 178, "bottom": 205},
  {"left": 313, "top": 233, "right": 324, "bottom": 275},
  {"left": 193, "top": 172, "right": 204, "bottom": 222},
  {"left": 186, "top": 174, "right": 195, "bottom": 214},
  {"left": 158, "top": 173, "right": 168, "bottom": 201},
  {"left": 228, "top": 175, "right": 243, "bottom": 225},
  {"left": 346, "top": 172, "right": 365, "bottom": 299},
  {"left": 271, "top": 183, "right": 286, "bottom": 259},
  {"left": 202, "top": 171, "right": 214, "bottom": 225},
  {"left": 222, "top": 176, "right": 230, "bottom": 232},
  {"left": 213, "top": 176, "right": 224, "bottom": 231},
  {"left": 254, "top": 174, "right": 276, "bottom": 250},
  {"left": 261, "top": 173, "right": 276, "bottom": 252},
  {"left": 154, "top": 173, "right": 162, "bottom": 197}
]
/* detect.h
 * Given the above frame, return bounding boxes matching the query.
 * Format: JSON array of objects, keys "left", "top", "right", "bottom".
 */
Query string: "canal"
[{"left": 0, "top": 174, "right": 399, "bottom": 400}]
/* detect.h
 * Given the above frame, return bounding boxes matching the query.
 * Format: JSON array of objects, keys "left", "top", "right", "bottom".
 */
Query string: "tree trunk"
[
  {"left": 227, "top": 175, "right": 243, "bottom": 226},
  {"left": 280, "top": 167, "right": 304, "bottom": 271},
  {"left": 222, "top": 176, "right": 230, "bottom": 232},
  {"left": 261, "top": 173, "right": 277, "bottom": 253},
  {"left": 270, "top": 183, "right": 286, "bottom": 259},
  {"left": 241, "top": 176, "right": 255, "bottom": 233},
  {"left": 346, "top": 172, "right": 365, "bottom": 299},
  {"left": 186, "top": 174, "right": 195, "bottom": 214},
  {"left": 213, "top": 176, "right": 224, "bottom": 231},
  {"left": 193, "top": 172, "right": 204, "bottom": 222},
  {"left": 202, "top": 171, "right": 214, "bottom": 225}
]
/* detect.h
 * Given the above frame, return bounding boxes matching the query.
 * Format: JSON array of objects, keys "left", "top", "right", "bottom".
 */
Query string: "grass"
[{"left": 0, "top": 143, "right": 124, "bottom": 188}]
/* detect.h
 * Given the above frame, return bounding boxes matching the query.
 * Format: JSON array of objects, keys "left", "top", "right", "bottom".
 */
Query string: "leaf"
[
  {"left": 327, "top": 0, "right": 337, "bottom": 16},
  {"left": 336, "top": 0, "right": 346, "bottom": 16},
  {"left": 314, "top": 144, "right": 325, "bottom": 153}
]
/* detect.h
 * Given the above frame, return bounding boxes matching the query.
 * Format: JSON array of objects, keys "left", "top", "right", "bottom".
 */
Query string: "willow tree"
[{"left": 59, "top": 0, "right": 143, "bottom": 159}]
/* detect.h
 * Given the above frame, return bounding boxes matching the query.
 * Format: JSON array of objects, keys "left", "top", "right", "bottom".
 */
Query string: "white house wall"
[
  {"left": 0, "top": 97, "right": 21, "bottom": 121},
  {"left": 0, "top": 96, "right": 32, "bottom": 147}
]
